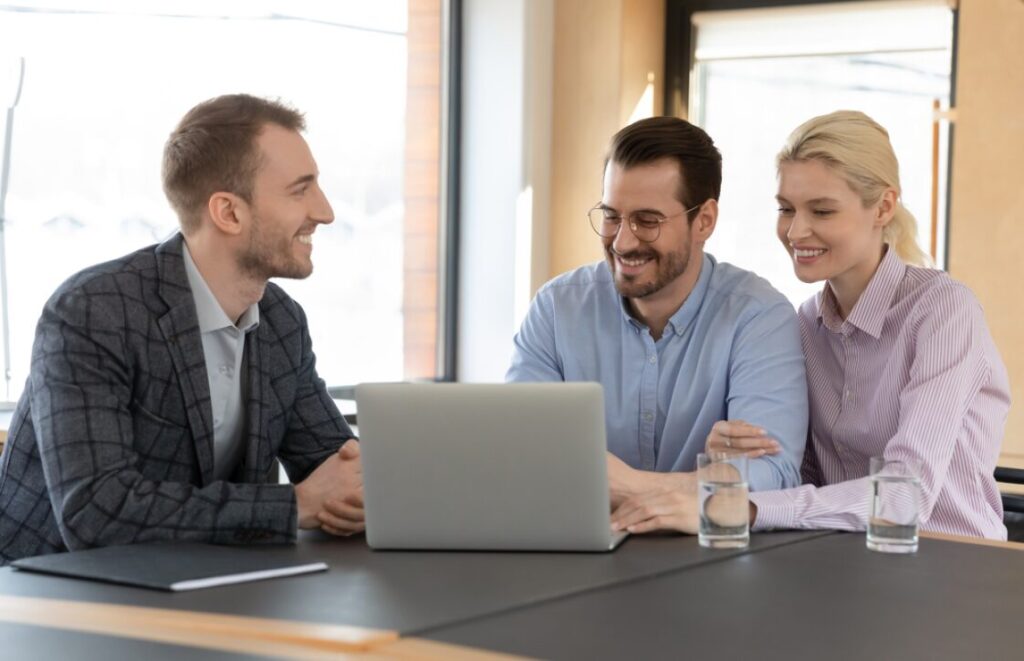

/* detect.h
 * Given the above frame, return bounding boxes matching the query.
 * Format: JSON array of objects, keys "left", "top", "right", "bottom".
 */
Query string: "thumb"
[{"left": 338, "top": 439, "right": 361, "bottom": 460}]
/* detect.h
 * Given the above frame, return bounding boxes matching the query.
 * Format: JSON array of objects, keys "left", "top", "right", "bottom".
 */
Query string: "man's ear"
[
  {"left": 206, "top": 192, "right": 249, "bottom": 237},
  {"left": 691, "top": 198, "right": 718, "bottom": 244}
]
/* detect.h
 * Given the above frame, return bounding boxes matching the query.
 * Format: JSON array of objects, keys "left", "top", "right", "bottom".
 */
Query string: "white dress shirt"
[{"left": 182, "top": 245, "right": 260, "bottom": 480}]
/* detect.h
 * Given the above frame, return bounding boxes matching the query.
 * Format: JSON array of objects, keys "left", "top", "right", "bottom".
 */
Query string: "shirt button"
[
  {"left": 219, "top": 365, "right": 233, "bottom": 377},
  {"left": 643, "top": 411, "right": 654, "bottom": 422},
  {"left": 648, "top": 355, "right": 656, "bottom": 364}
]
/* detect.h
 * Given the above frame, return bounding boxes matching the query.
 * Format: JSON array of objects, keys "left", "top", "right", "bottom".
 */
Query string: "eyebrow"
[
  {"left": 598, "top": 203, "right": 666, "bottom": 215},
  {"left": 286, "top": 173, "right": 317, "bottom": 190},
  {"left": 774, "top": 195, "right": 840, "bottom": 205}
]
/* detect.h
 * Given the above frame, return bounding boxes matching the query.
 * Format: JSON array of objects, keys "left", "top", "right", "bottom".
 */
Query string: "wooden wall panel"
[
  {"left": 548, "top": 0, "right": 665, "bottom": 280},
  {"left": 948, "top": 0, "right": 1024, "bottom": 465},
  {"left": 403, "top": 0, "right": 443, "bottom": 379}
]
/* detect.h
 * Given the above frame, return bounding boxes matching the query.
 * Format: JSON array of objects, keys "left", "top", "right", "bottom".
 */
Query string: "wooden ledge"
[
  {"left": 920, "top": 530, "right": 1024, "bottom": 551},
  {"left": 0, "top": 595, "right": 530, "bottom": 659},
  {"left": 0, "top": 595, "right": 396, "bottom": 657}
]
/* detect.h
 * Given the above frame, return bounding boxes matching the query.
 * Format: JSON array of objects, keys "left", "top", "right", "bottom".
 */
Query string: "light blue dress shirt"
[
  {"left": 507, "top": 253, "right": 808, "bottom": 492},
  {"left": 182, "top": 245, "right": 260, "bottom": 480}
]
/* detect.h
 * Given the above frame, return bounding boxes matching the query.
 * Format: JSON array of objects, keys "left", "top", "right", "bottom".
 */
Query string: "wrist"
[
  {"left": 659, "top": 470, "right": 695, "bottom": 493},
  {"left": 294, "top": 483, "right": 315, "bottom": 529}
]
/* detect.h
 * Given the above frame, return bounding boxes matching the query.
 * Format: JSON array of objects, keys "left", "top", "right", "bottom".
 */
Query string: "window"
[
  {"left": 673, "top": 1, "right": 954, "bottom": 307},
  {"left": 0, "top": 0, "right": 453, "bottom": 407}
]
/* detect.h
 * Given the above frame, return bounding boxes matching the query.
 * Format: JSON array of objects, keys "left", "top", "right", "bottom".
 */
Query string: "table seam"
[{"left": 407, "top": 530, "right": 838, "bottom": 638}]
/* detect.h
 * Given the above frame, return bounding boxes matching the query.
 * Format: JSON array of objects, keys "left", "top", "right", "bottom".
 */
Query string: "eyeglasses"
[{"left": 587, "top": 201, "right": 704, "bottom": 243}]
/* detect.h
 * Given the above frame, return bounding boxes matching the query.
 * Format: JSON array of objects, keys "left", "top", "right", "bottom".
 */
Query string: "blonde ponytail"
[{"left": 884, "top": 204, "right": 931, "bottom": 267}]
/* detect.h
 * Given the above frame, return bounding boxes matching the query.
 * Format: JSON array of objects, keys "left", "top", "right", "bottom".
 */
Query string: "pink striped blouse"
[{"left": 750, "top": 247, "right": 1011, "bottom": 539}]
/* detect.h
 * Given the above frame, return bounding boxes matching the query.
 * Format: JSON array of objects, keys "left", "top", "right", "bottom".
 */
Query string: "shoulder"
[
  {"left": 900, "top": 266, "right": 984, "bottom": 328},
  {"left": 533, "top": 260, "right": 614, "bottom": 305},
  {"left": 704, "top": 256, "right": 795, "bottom": 320},
  {"left": 44, "top": 243, "right": 161, "bottom": 324}
]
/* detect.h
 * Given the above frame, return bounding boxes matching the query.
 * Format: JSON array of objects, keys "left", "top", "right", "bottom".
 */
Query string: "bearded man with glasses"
[{"left": 507, "top": 117, "right": 808, "bottom": 529}]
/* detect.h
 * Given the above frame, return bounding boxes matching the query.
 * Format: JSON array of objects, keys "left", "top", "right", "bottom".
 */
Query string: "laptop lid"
[{"left": 356, "top": 382, "right": 625, "bottom": 552}]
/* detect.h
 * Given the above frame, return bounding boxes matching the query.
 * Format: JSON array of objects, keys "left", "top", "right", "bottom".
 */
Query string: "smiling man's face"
[{"left": 237, "top": 123, "right": 335, "bottom": 281}]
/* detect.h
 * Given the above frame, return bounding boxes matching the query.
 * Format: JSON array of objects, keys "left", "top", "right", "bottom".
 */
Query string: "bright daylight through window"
[
  {"left": 689, "top": 1, "right": 953, "bottom": 307},
  {"left": 0, "top": 0, "right": 445, "bottom": 407}
]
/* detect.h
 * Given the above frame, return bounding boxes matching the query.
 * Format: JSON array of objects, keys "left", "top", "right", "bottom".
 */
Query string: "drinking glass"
[
  {"left": 867, "top": 456, "right": 921, "bottom": 554},
  {"left": 697, "top": 452, "right": 749, "bottom": 549}
]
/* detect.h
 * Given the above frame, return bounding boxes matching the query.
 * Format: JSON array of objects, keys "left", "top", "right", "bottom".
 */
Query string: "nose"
[
  {"left": 786, "top": 210, "right": 811, "bottom": 243},
  {"left": 611, "top": 220, "right": 641, "bottom": 254},
  {"left": 310, "top": 184, "right": 335, "bottom": 225}
]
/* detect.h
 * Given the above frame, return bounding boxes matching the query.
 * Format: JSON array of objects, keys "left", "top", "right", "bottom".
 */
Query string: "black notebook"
[{"left": 12, "top": 543, "right": 328, "bottom": 591}]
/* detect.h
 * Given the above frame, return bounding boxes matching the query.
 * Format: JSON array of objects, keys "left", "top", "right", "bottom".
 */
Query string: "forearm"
[
  {"left": 748, "top": 479, "right": 870, "bottom": 532},
  {"left": 56, "top": 474, "right": 298, "bottom": 549},
  {"left": 618, "top": 467, "right": 695, "bottom": 500}
]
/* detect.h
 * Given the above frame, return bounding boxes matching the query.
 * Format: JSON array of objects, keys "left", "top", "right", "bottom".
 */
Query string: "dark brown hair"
[
  {"left": 162, "top": 94, "right": 305, "bottom": 233},
  {"left": 607, "top": 116, "right": 722, "bottom": 220}
]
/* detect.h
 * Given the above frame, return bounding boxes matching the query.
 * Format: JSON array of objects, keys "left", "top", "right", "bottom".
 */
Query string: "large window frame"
[{"left": 665, "top": 0, "right": 959, "bottom": 271}]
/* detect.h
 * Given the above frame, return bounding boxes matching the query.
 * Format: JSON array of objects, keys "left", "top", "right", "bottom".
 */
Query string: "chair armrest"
[{"left": 995, "top": 466, "right": 1024, "bottom": 485}]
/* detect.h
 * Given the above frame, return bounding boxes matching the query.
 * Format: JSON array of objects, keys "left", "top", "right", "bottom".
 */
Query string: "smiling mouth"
[
  {"left": 296, "top": 234, "right": 313, "bottom": 245},
  {"left": 793, "top": 248, "right": 826, "bottom": 259},
  {"left": 617, "top": 255, "right": 653, "bottom": 267}
]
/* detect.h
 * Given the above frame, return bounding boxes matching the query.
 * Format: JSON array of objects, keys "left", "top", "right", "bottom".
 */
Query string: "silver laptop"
[{"left": 355, "top": 382, "right": 628, "bottom": 552}]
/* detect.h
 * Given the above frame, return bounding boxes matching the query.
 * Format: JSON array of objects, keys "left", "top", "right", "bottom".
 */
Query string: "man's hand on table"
[
  {"left": 295, "top": 439, "right": 366, "bottom": 536},
  {"left": 608, "top": 449, "right": 759, "bottom": 535}
]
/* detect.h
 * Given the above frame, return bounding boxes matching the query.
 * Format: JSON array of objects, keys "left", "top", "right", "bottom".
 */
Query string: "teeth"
[
  {"left": 297, "top": 235, "right": 313, "bottom": 245},
  {"left": 794, "top": 248, "right": 826, "bottom": 258},
  {"left": 619, "top": 256, "right": 651, "bottom": 267}
]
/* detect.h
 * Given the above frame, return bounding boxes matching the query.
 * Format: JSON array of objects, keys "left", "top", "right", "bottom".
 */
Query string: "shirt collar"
[
  {"left": 182, "top": 243, "right": 260, "bottom": 334},
  {"left": 817, "top": 245, "right": 905, "bottom": 339},
  {"left": 618, "top": 252, "right": 713, "bottom": 337}
]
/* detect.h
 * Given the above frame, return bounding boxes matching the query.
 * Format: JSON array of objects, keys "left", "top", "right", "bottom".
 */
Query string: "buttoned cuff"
[{"left": 749, "top": 490, "right": 797, "bottom": 531}]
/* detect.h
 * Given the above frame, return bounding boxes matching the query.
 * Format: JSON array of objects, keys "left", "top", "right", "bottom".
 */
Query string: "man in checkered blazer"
[{"left": 0, "top": 95, "right": 365, "bottom": 564}]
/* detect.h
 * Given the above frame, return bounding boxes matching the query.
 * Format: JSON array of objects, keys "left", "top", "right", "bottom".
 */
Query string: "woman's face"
[{"left": 775, "top": 159, "right": 892, "bottom": 288}]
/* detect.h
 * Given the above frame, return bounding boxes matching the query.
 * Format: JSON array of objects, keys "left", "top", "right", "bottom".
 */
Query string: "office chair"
[{"left": 995, "top": 466, "right": 1024, "bottom": 542}]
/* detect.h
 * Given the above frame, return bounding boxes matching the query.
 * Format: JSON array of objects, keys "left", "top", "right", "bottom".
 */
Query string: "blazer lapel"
[
  {"left": 154, "top": 234, "right": 216, "bottom": 486},
  {"left": 240, "top": 330, "right": 274, "bottom": 483}
]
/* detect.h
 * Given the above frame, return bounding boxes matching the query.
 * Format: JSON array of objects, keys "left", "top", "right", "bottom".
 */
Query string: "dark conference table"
[{"left": 0, "top": 529, "right": 1021, "bottom": 660}]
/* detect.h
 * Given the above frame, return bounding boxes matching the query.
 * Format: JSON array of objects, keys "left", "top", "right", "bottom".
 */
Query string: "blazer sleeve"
[
  {"left": 31, "top": 287, "right": 300, "bottom": 550},
  {"left": 275, "top": 302, "right": 355, "bottom": 483}
]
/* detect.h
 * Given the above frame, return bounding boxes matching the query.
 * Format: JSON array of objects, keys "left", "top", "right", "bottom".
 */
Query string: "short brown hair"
[
  {"left": 162, "top": 94, "right": 305, "bottom": 233},
  {"left": 607, "top": 116, "right": 722, "bottom": 220}
]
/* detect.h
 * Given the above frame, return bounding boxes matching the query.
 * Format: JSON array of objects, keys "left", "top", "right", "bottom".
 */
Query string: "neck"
[
  {"left": 628, "top": 252, "right": 704, "bottom": 341},
  {"left": 828, "top": 244, "right": 887, "bottom": 319},
  {"left": 184, "top": 234, "right": 265, "bottom": 323}
]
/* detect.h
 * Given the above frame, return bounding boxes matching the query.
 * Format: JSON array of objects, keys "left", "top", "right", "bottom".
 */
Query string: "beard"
[
  {"left": 237, "top": 214, "right": 312, "bottom": 281},
  {"left": 605, "top": 240, "right": 691, "bottom": 299}
]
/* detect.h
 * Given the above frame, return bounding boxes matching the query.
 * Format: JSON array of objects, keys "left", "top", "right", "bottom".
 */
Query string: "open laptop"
[{"left": 355, "top": 382, "right": 628, "bottom": 552}]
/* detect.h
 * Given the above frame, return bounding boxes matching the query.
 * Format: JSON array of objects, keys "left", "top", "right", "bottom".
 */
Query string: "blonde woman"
[{"left": 611, "top": 110, "right": 1010, "bottom": 540}]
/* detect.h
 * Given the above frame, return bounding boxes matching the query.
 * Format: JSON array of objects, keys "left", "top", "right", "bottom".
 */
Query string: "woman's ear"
[
  {"left": 207, "top": 192, "right": 249, "bottom": 237},
  {"left": 876, "top": 188, "right": 898, "bottom": 228}
]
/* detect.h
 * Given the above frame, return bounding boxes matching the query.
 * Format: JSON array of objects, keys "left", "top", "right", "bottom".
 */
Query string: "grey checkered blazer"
[{"left": 0, "top": 233, "right": 354, "bottom": 564}]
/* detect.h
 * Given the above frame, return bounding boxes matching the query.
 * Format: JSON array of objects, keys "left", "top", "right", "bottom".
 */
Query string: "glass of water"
[
  {"left": 697, "top": 452, "right": 750, "bottom": 549},
  {"left": 867, "top": 456, "right": 921, "bottom": 554}
]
